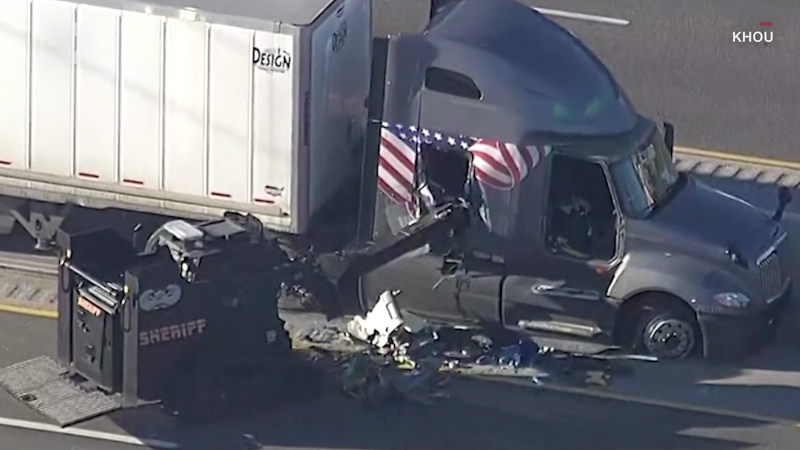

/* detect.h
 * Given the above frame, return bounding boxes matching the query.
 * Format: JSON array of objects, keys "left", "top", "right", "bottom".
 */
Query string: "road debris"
[
  {"left": 293, "top": 321, "right": 353, "bottom": 346},
  {"left": 292, "top": 290, "right": 656, "bottom": 408},
  {"left": 346, "top": 291, "right": 407, "bottom": 348}
]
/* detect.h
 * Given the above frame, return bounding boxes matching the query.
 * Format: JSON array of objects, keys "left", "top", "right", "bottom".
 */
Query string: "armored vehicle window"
[
  {"left": 424, "top": 67, "right": 482, "bottom": 100},
  {"left": 545, "top": 155, "right": 616, "bottom": 261}
]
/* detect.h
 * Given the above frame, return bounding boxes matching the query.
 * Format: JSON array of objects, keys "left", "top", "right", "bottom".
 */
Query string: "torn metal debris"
[
  {"left": 293, "top": 321, "right": 353, "bottom": 346},
  {"left": 290, "top": 289, "right": 657, "bottom": 408},
  {"left": 346, "top": 291, "right": 407, "bottom": 348}
]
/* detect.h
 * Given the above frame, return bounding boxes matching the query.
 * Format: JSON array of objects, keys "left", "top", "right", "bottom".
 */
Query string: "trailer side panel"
[{"left": 0, "top": 0, "right": 357, "bottom": 234}]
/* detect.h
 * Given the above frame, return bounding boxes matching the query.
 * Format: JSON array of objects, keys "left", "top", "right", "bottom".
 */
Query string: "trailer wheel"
[{"left": 627, "top": 295, "right": 700, "bottom": 360}]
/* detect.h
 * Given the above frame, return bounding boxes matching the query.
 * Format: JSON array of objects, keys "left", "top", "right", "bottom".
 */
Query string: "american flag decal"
[
  {"left": 378, "top": 125, "right": 416, "bottom": 204},
  {"left": 469, "top": 139, "right": 549, "bottom": 190},
  {"left": 378, "top": 123, "right": 551, "bottom": 203}
]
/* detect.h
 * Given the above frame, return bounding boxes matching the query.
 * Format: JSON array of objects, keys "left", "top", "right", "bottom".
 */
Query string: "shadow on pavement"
[
  {"left": 0, "top": 306, "right": 775, "bottom": 450},
  {"left": 113, "top": 375, "right": 763, "bottom": 450}
]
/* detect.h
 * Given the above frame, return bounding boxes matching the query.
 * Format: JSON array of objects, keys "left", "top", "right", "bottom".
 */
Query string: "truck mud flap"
[{"left": 0, "top": 356, "right": 120, "bottom": 426}]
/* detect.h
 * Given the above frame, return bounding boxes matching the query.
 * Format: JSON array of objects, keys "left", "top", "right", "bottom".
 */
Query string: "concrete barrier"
[{"left": 675, "top": 150, "right": 800, "bottom": 188}]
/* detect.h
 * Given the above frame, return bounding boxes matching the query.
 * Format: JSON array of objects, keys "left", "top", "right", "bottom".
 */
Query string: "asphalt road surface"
[
  {"left": 3, "top": 312, "right": 800, "bottom": 450},
  {"left": 374, "top": 0, "right": 800, "bottom": 162},
  {"left": 0, "top": 427, "right": 141, "bottom": 450}
]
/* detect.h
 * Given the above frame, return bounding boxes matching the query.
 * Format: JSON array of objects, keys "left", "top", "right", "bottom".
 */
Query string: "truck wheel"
[{"left": 633, "top": 298, "right": 699, "bottom": 360}]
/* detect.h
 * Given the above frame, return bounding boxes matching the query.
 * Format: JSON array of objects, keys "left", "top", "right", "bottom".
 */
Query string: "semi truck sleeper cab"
[{"left": 347, "top": 0, "right": 792, "bottom": 360}]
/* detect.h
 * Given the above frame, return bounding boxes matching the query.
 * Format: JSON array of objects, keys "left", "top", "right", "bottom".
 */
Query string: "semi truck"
[{"left": 0, "top": 0, "right": 792, "bottom": 369}]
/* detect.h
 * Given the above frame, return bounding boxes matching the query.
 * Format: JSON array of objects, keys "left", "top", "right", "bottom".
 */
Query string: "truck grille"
[{"left": 758, "top": 238, "right": 786, "bottom": 301}]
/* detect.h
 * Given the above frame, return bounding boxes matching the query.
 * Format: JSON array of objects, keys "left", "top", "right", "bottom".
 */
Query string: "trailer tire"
[{"left": 629, "top": 295, "right": 700, "bottom": 360}]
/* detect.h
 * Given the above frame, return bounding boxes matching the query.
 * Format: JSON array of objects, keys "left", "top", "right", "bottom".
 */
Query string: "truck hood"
[{"left": 647, "top": 177, "right": 780, "bottom": 262}]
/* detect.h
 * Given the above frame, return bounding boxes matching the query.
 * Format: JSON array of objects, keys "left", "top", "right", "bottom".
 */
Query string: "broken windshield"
[{"left": 610, "top": 130, "right": 680, "bottom": 218}]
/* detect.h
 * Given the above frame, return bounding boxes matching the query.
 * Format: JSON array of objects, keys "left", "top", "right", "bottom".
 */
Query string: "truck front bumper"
[{"left": 698, "top": 282, "right": 792, "bottom": 360}]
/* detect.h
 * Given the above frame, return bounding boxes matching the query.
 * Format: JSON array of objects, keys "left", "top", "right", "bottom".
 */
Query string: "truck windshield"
[{"left": 610, "top": 132, "right": 680, "bottom": 218}]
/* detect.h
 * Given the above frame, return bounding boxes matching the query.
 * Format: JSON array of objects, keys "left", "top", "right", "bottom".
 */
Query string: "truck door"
[
  {"left": 363, "top": 137, "right": 500, "bottom": 325},
  {"left": 362, "top": 52, "right": 505, "bottom": 324},
  {"left": 502, "top": 154, "right": 623, "bottom": 342},
  {"left": 361, "top": 204, "right": 468, "bottom": 322},
  {"left": 361, "top": 228, "right": 501, "bottom": 325}
]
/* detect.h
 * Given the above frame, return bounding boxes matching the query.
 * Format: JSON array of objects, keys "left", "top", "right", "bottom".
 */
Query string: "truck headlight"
[{"left": 713, "top": 292, "right": 751, "bottom": 309}]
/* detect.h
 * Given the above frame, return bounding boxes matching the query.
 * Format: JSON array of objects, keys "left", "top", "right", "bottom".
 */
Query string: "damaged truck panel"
[
  {"left": 361, "top": 242, "right": 504, "bottom": 325},
  {"left": 361, "top": 0, "right": 636, "bottom": 334}
]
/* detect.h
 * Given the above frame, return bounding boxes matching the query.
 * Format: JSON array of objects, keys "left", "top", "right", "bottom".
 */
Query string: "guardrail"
[
  {"left": 0, "top": 251, "right": 58, "bottom": 277},
  {"left": 675, "top": 150, "right": 800, "bottom": 188}
]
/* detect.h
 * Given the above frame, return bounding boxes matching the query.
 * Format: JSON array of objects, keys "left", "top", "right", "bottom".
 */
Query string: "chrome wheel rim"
[{"left": 645, "top": 318, "right": 694, "bottom": 359}]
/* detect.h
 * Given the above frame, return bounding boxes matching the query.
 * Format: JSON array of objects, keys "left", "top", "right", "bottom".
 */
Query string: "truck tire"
[{"left": 632, "top": 296, "right": 700, "bottom": 360}]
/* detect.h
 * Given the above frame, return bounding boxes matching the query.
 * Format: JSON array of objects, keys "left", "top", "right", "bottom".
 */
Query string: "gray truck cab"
[
  {"left": 497, "top": 118, "right": 792, "bottom": 360},
  {"left": 350, "top": 0, "right": 791, "bottom": 360}
]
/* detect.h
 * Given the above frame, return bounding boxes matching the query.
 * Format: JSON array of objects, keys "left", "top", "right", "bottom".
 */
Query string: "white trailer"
[{"left": 0, "top": 0, "right": 372, "bottom": 244}]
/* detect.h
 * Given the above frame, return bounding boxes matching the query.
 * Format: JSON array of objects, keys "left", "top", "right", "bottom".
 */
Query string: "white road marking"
[
  {"left": 533, "top": 7, "right": 631, "bottom": 26},
  {"left": 0, "top": 416, "right": 179, "bottom": 449}
]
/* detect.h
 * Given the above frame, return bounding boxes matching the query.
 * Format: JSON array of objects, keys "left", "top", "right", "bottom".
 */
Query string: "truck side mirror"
[
  {"left": 779, "top": 186, "right": 792, "bottom": 206},
  {"left": 132, "top": 223, "right": 142, "bottom": 252},
  {"left": 773, "top": 186, "right": 792, "bottom": 222},
  {"left": 663, "top": 122, "right": 675, "bottom": 157},
  {"left": 429, "top": 0, "right": 452, "bottom": 21}
]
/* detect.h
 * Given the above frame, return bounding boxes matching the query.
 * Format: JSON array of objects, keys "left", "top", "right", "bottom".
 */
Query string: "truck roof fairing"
[{"left": 419, "top": 0, "right": 639, "bottom": 140}]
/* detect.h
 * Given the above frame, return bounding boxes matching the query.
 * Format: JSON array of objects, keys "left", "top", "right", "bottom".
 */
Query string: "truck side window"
[
  {"left": 424, "top": 67, "right": 482, "bottom": 100},
  {"left": 545, "top": 155, "right": 616, "bottom": 261},
  {"left": 417, "top": 142, "right": 470, "bottom": 211}
]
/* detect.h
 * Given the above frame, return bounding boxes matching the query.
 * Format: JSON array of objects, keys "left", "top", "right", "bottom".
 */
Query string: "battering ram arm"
[{"left": 316, "top": 201, "right": 471, "bottom": 286}]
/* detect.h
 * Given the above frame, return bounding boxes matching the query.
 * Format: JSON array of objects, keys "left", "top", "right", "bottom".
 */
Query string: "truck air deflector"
[{"left": 419, "top": 0, "right": 639, "bottom": 137}]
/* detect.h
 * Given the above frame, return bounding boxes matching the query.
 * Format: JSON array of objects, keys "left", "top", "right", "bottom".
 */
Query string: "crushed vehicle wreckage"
[{"left": 291, "top": 290, "right": 657, "bottom": 406}]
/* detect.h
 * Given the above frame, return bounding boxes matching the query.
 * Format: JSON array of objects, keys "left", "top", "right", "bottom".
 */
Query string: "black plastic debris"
[
  {"left": 471, "top": 334, "right": 494, "bottom": 350},
  {"left": 289, "top": 288, "right": 655, "bottom": 409},
  {"left": 342, "top": 353, "right": 388, "bottom": 405},
  {"left": 293, "top": 321, "right": 352, "bottom": 345},
  {"left": 338, "top": 351, "right": 448, "bottom": 406},
  {"left": 434, "top": 328, "right": 497, "bottom": 361},
  {"left": 380, "top": 357, "right": 449, "bottom": 404},
  {"left": 476, "top": 339, "right": 540, "bottom": 367}
]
